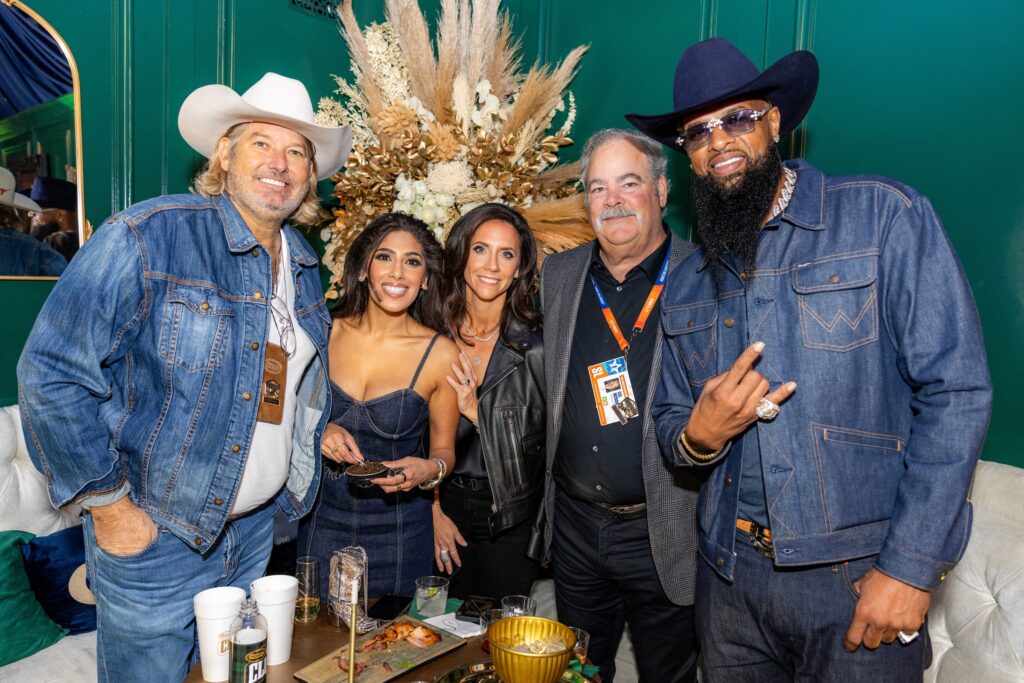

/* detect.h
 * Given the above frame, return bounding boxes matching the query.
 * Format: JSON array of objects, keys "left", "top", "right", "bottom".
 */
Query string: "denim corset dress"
[{"left": 299, "top": 334, "right": 439, "bottom": 599}]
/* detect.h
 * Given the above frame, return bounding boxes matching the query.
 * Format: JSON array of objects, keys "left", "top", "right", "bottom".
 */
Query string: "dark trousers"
[
  {"left": 697, "top": 532, "right": 930, "bottom": 682},
  {"left": 440, "top": 482, "right": 540, "bottom": 602},
  {"left": 552, "top": 490, "right": 698, "bottom": 683}
]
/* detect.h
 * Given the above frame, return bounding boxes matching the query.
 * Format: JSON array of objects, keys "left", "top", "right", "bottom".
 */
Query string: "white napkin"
[{"left": 423, "top": 613, "right": 484, "bottom": 638}]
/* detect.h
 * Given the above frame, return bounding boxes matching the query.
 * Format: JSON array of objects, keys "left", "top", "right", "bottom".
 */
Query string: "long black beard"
[{"left": 692, "top": 147, "right": 784, "bottom": 287}]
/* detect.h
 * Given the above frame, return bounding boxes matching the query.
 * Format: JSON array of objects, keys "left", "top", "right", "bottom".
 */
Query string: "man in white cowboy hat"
[
  {"left": 18, "top": 73, "right": 351, "bottom": 681},
  {"left": 633, "top": 38, "right": 991, "bottom": 680},
  {"left": 0, "top": 165, "right": 68, "bottom": 275}
]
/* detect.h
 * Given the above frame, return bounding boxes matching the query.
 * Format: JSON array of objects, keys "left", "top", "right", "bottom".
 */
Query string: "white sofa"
[
  {"left": 0, "top": 405, "right": 96, "bottom": 683},
  {"left": 925, "top": 460, "right": 1024, "bottom": 682},
  {"left": 3, "top": 401, "right": 1022, "bottom": 682}
]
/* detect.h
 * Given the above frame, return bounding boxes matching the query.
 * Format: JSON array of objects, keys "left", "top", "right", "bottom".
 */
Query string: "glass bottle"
[{"left": 228, "top": 598, "right": 268, "bottom": 683}]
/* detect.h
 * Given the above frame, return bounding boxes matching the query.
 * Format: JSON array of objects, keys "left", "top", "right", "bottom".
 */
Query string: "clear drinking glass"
[
  {"left": 414, "top": 576, "right": 449, "bottom": 617},
  {"left": 500, "top": 594, "right": 537, "bottom": 618},
  {"left": 568, "top": 626, "right": 590, "bottom": 665},
  {"left": 480, "top": 608, "right": 506, "bottom": 653},
  {"left": 294, "top": 556, "right": 320, "bottom": 623}
]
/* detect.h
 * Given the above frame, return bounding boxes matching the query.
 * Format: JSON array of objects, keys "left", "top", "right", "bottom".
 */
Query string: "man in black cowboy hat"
[
  {"left": 635, "top": 38, "right": 991, "bottom": 680},
  {"left": 27, "top": 176, "right": 79, "bottom": 243}
]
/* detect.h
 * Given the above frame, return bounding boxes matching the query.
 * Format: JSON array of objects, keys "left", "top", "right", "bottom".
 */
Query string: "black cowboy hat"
[
  {"left": 626, "top": 38, "right": 818, "bottom": 152},
  {"left": 29, "top": 176, "right": 78, "bottom": 213}
]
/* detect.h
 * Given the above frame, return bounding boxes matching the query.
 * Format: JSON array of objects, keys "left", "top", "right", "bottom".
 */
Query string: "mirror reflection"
[{"left": 0, "top": 0, "right": 84, "bottom": 278}]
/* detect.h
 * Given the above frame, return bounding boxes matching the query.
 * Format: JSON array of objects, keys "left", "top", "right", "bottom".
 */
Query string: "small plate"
[{"left": 345, "top": 462, "right": 402, "bottom": 487}]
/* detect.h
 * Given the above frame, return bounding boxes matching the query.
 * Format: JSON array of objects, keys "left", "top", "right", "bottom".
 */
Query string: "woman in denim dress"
[{"left": 299, "top": 213, "right": 459, "bottom": 599}]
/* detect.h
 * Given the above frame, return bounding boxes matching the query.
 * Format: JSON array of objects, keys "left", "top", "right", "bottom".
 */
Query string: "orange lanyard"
[{"left": 590, "top": 250, "right": 670, "bottom": 356}]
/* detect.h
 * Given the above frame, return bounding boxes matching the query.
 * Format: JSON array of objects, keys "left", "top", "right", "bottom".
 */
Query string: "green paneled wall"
[
  {"left": 2, "top": 0, "right": 1021, "bottom": 469},
  {"left": 0, "top": 93, "right": 76, "bottom": 182}
]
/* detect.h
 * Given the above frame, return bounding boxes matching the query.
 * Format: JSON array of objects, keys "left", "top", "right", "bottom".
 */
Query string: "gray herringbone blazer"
[{"left": 529, "top": 234, "right": 702, "bottom": 606}]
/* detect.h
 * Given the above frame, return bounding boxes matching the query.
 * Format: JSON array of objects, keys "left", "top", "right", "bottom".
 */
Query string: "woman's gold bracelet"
[{"left": 680, "top": 430, "right": 723, "bottom": 463}]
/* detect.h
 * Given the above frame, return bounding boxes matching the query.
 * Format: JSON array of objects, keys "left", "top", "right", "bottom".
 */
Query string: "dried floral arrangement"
[{"left": 315, "top": 0, "right": 592, "bottom": 298}]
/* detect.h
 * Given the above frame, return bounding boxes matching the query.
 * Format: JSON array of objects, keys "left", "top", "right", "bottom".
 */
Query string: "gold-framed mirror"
[{"left": 0, "top": 0, "right": 87, "bottom": 280}]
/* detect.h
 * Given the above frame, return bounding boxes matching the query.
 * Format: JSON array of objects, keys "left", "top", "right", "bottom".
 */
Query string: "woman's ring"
[
  {"left": 440, "top": 549, "right": 451, "bottom": 563},
  {"left": 464, "top": 378, "right": 471, "bottom": 385},
  {"left": 399, "top": 471, "right": 408, "bottom": 483},
  {"left": 755, "top": 398, "right": 780, "bottom": 421}
]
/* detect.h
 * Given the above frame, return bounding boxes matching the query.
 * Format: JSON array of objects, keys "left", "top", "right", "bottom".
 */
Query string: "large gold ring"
[{"left": 399, "top": 471, "right": 408, "bottom": 483}]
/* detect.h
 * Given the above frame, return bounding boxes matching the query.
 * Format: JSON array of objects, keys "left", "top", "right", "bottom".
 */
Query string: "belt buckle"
[
  {"left": 606, "top": 502, "right": 646, "bottom": 518},
  {"left": 746, "top": 521, "right": 774, "bottom": 559}
]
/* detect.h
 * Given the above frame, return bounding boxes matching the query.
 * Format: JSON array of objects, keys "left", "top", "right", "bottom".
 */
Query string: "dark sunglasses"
[{"left": 675, "top": 107, "right": 772, "bottom": 152}]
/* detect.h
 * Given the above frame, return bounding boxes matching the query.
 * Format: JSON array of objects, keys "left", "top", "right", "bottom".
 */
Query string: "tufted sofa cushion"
[
  {"left": 0, "top": 405, "right": 79, "bottom": 535},
  {"left": 0, "top": 405, "right": 95, "bottom": 682},
  {"left": 925, "top": 460, "right": 1024, "bottom": 682}
]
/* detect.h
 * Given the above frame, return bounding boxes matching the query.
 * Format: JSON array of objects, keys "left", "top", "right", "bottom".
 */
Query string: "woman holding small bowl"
[{"left": 298, "top": 212, "right": 459, "bottom": 599}]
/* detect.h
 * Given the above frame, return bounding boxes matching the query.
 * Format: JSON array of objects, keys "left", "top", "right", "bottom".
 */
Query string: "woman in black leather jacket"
[{"left": 433, "top": 203, "right": 545, "bottom": 601}]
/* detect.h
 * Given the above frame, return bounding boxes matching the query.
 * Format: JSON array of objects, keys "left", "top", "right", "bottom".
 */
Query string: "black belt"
[
  {"left": 592, "top": 501, "right": 647, "bottom": 520},
  {"left": 448, "top": 475, "right": 491, "bottom": 492}
]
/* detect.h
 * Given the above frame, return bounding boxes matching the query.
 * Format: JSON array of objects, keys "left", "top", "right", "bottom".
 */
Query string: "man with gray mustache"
[{"left": 528, "top": 129, "right": 701, "bottom": 682}]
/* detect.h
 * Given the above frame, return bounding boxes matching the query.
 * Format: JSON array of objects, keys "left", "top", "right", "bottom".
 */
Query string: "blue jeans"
[
  {"left": 696, "top": 532, "right": 930, "bottom": 682},
  {"left": 82, "top": 503, "right": 275, "bottom": 683}
]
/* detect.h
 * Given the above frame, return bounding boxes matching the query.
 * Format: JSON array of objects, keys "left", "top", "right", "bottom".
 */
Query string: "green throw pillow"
[{"left": 0, "top": 530, "right": 67, "bottom": 666}]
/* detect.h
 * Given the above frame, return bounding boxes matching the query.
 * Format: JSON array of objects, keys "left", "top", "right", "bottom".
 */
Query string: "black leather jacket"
[{"left": 459, "top": 318, "right": 545, "bottom": 536}]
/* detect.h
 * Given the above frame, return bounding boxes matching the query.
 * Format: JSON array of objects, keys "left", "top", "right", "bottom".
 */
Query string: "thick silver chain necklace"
[{"left": 769, "top": 167, "right": 798, "bottom": 220}]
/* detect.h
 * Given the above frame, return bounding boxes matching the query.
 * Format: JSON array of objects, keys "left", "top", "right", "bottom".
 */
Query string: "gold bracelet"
[{"left": 680, "top": 430, "right": 723, "bottom": 463}]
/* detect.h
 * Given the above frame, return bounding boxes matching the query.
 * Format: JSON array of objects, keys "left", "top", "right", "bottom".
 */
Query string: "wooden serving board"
[{"left": 293, "top": 617, "right": 466, "bottom": 683}]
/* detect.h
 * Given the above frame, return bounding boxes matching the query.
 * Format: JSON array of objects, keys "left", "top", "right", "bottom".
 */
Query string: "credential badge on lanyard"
[{"left": 587, "top": 251, "right": 670, "bottom": 426}]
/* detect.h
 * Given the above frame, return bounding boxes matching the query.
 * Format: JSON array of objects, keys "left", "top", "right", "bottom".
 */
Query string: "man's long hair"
[{"left": 190, "top": 123, "right": 323, "bottom": 226}]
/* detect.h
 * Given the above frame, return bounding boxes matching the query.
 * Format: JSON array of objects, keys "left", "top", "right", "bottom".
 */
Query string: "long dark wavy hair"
[
  {"left": 331, "top": 212, "right": 446, "bottom": 332},
  {"left": 443, "top": 203, "right": 539, "bottom": 350}
]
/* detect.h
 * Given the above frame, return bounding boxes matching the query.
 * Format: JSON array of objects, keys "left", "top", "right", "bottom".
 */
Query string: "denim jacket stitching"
[
  {"left": 797, "top": 288, "right": 879, "bottom": 352},
  {"left": 762, "top": 429, "right": 798, "bottom": 536},
  {"left": 159, "top": 348, "right": 220, "bottom": 511},
  {"left": 827, "top": 180, "right": 912, "bottom": 208},
  {"left": 817, "top": 424, "right": 904, "bottom": 451},
  {"left": 809, "top": 421, "right": 834, "bottom": 532}
]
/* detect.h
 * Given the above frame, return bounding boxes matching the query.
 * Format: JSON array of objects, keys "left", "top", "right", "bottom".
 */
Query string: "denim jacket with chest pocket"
[
  {"left": 652, "top": 159, "right": 992, "bottom": 590},
  {"left": 18, "top": 193, "right": 331, "bottom": 551}
]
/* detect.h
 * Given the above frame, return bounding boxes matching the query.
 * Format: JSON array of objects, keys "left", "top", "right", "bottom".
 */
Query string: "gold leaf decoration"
[{"left": 316, "top": 0, "right": 591, "bottom": 299}]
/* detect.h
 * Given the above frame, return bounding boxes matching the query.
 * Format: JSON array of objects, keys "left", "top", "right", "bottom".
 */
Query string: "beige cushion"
[
  {"left": 925, "top": 460, "right": 1024, "bottom": 682},
  {"left": 0, "top": 405, "right": 79, "bottom": 537}
]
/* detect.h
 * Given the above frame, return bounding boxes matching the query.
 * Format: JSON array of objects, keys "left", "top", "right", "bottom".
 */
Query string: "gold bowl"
[{"left": 487, "top": 616, "right": 574, "bottom": 683}]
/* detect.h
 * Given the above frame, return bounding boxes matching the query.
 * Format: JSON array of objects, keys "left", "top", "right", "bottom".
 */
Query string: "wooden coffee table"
[{"left": 184, "top": 611, "right": 486, "bottom": 682}]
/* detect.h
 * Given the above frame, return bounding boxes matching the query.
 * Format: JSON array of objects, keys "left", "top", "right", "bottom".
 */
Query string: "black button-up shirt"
[{"left": 554, "top": 234, "right": 670, "bottom": 505}]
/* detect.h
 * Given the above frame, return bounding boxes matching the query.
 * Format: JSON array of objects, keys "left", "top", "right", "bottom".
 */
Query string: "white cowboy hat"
[
  {"left": 0, "top": 166, "right": 42, "bottom": 213},
  {"left": 177, "top": 72, "right": 352, "bottom": 181}
]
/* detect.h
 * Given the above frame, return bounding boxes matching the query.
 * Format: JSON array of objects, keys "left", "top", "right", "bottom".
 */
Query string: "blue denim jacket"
[
  {"left": 653, "top": 159, "right": 992, "bottom": 590},
  {"left": 17, "top": 193, "right": 331, "bottom": 551}
]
